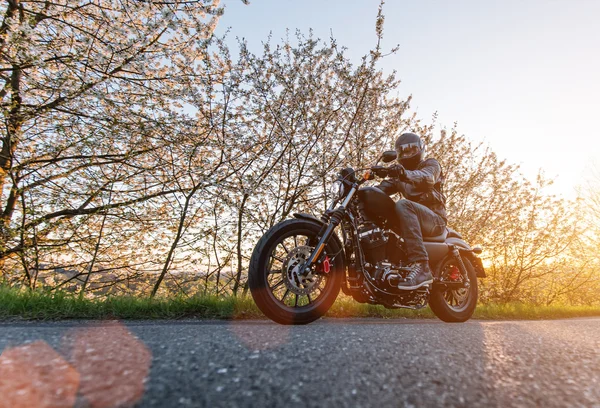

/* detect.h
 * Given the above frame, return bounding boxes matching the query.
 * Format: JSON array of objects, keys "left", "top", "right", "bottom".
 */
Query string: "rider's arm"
[{"left": 401, "top": 159, "right": 441, "bottom": 191}]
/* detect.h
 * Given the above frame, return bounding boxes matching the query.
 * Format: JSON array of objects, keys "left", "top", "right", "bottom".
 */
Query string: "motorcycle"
[{"left": 248, "top": 150, "right": 485, "bottom": 325}]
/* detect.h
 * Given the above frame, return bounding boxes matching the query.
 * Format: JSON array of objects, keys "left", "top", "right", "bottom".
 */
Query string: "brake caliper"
[
  {"left": 317, "top": 256, "right": 331, "bottom": 274},
  {"left": 448, "top": 265, "right": 461, "bottom": 281}
]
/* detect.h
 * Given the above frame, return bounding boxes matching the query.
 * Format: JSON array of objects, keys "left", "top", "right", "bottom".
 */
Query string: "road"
[{"left": 0, "top": 318, "right": 599, "bottom": 407}]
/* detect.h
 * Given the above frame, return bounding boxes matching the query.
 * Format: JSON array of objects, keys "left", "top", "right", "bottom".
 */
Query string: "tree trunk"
[
  {"left": 232, "top": 193, "right": 249, "bottom": 296},
  {"left": 151, "top": 188, "right": 197, "bottom": 297}
]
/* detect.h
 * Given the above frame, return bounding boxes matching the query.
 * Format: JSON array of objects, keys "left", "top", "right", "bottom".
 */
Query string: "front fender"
[{"left": 293, "top": 212, "right": 325, "bottom": 225}]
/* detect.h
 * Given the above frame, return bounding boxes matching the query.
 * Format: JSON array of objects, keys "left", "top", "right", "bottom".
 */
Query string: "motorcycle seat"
[
  {"left": 423, "top": 227, "right": 463, "bottom": 243},
  {"left": 423, "top": 229, "right": 447, "bottom": 243}
]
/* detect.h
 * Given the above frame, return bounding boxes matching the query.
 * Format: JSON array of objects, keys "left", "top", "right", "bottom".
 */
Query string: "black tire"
[
  {"left": 429, "top": 255, "right": 478, "bottom": 322},
  {"left": 248, "top": 219, "right": 344, "bottom": 325}
]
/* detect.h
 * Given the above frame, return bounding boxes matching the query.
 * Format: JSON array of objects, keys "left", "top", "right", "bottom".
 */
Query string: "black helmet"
[{"left": 395, "top": 132, "right": 425, "bottom": 170}]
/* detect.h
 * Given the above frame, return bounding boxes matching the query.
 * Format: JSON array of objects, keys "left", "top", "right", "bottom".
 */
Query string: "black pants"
[{"left": 395, "top": 199, "right": 446, "bottom": 263}]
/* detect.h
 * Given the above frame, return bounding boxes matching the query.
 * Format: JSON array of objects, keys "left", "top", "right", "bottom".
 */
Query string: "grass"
[
  {"left": 0, "top": 286, "right": 263, "bottom": 320},
  {"left": 326, "top": 296, "right": 600, "bottom": 320},
  {"left": 1, "top": 286, "right": 600, "bottom": 321}
]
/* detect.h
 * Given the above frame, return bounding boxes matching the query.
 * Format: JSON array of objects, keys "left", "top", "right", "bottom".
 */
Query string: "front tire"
[
  {"left": 248, "top": 219, "right": 343, "bottom": 325},
  {"left": 429, "top": 255, "right": 478, "bottom": 322}
]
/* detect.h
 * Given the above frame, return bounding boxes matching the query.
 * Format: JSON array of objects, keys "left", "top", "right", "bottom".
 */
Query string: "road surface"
[{"left": 1, "top": 318, "right": 599, "bottom": 407}]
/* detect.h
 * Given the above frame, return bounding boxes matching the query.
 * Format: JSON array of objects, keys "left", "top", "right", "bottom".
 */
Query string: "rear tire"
[
  {"left": 248, "top": 219, "right": 343, "bottom": 325},
  {"left": 429, "top": 255, "right": 478, "bottom": 322}
]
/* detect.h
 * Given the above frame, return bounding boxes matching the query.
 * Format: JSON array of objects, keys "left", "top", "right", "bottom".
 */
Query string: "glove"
[
  {"left": 388, "top": 164, "right": 406, "bottom": 179},
  {"left": 371, "top": 165, "right": 388, "bottom": 178}
]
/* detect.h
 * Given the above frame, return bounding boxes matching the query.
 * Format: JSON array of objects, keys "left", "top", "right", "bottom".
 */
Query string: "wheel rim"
[
  {"left": 440, "top": 262, "right": 472, "bottom": 312},
  {"left": 265, "top": 231, "right": 331, "bottom": 309}
]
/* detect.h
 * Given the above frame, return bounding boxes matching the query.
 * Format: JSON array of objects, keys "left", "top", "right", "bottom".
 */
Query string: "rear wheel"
[
  {"left": 429, "top": 255, "right": 478, "bottom": 322},
  {"left": 248, "top": 219, "right": 343, "bottom": 325}
]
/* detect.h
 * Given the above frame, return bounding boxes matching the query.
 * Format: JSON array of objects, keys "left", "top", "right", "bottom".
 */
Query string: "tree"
[
  {"left": 0, "top": 0, "right": 246, "bottom": 286},
  {"left": 414, "top": 124, "right": 581, "bottom": 303},
  {"left": 2, "top": 1, "right": 591, "bottom": 306}
]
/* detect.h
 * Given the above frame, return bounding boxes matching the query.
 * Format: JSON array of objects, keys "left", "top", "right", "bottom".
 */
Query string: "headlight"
[{"left": 330, "top": 180, "right": 345, "bottom": 200}]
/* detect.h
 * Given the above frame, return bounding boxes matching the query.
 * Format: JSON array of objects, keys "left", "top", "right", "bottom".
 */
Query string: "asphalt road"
[{"left": 1, "top": 318, "right": 599, "bottom": 408}]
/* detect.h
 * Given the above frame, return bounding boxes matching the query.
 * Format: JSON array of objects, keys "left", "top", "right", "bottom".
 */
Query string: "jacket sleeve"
[
  {"left": 402, "top": 159, "right": 441, "bottom": 191},
  {"left": 375, "top": 179, "right": 398, "bottom": 196}
]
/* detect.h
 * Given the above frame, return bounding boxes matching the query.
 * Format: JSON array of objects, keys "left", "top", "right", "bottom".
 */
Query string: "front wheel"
[
  {"left": 429, "top": 255, "right": 478, "bottom": 322},
  {"left": 248, "top": 219, "right": 344, "bottom": 325}
]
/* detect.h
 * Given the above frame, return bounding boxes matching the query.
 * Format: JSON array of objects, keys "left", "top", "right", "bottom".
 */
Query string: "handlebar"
[
  {"left": 370, "top": 164, "right": 393, "bottom": 178},
  {"left": 366, "top": 164, "right": 404, "bottom": 181},
  {"left": 360, "top": 165, "right": 388, "bottom": 183},
  {"left": 345, "top": 164, "right": 401, "bottom": 186}
]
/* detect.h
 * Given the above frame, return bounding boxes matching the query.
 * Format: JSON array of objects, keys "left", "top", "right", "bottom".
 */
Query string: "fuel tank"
[{"left": 356, "top": 187, "right": 396, "bottom": 226}]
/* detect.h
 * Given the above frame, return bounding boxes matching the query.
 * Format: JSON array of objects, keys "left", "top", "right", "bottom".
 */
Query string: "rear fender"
[{"left": 445, "top": 237, "right": 486, "bottom": 278}]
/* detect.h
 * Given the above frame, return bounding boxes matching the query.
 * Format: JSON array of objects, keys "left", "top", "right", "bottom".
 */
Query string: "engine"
[
  {"left": 358, "top": 223, "right": 404, "bottom": 267},
  {"left": 358, "top": 222, "right": 414, "bottom": 288},
  {"left": 358, "top": 222, "right": 386, "bottom": 265}
]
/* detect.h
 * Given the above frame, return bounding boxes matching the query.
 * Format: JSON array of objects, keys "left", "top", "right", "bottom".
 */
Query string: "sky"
[{"left": 215, "top": 0, "right": 600, "bottom": 198}]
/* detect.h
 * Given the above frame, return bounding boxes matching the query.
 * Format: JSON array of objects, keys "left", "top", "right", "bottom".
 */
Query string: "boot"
[{"left": 397, "top": 261, "right": 433, "bottom": 290}]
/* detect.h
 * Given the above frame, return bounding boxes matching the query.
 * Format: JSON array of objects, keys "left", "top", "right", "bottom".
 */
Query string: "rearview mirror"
[{"left": 381, "top": 150, "right": 397, "bottom": 163}]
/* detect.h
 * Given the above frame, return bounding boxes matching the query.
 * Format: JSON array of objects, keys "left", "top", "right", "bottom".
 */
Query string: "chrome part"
[
  {"left": 340, "top": 186, "right": 356, "bottom": 208},
  {"left": 330, "top": 180, "right": 345, "bottom": 200},
  {"left": 282, "top": 245, "right": 323, "bottom": 295},
  {"left": 441, "top": 261, "right": 471, "bottom": 312},
  {"left": 358, "top": 227, "right": 382, "bottom": 239}
]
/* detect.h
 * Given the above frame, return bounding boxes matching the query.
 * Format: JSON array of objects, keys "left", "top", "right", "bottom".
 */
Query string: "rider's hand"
[
  {"left": 388, "top": 163, "right": 406, "bottom": 179},
  {"left": 371, "top": 165, "right": 388, "bottom": 178}
]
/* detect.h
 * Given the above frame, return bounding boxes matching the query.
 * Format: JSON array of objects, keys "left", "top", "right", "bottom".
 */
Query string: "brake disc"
[{"left": 282, "top": 245, "right": 323, "bottom": 295}]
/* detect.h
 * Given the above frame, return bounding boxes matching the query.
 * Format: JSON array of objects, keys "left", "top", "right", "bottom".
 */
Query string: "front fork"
[{"left": 302, "top": 185, "right": 357, "bottom": 274}]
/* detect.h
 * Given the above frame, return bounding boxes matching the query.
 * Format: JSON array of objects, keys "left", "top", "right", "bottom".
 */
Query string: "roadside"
[{"left": 1, "top": 286, "right": 600, "bottom": 321}]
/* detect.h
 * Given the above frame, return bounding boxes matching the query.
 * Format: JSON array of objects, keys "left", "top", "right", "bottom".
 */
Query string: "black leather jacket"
[{"left": 376, "top": 158, "right": 447, "bottom": 222}]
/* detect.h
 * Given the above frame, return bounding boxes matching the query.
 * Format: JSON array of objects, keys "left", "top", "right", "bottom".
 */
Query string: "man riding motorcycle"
[{"left": 374, "top": 132, "right": 447, "bottom": 290}]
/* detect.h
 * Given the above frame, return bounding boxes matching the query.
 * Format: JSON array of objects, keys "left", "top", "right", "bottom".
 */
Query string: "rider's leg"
[{"left": 394, "top": 199, "right": 446, "bottom": 290}]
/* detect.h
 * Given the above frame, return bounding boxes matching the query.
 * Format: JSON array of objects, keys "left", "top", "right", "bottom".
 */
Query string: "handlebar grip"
[{"left": 370, "top": 165, "right": 389, "bottom": 178}]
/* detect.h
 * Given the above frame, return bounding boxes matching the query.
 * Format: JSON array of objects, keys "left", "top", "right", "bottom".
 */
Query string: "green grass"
[
  {"left": 472, "top": 302, "right": 600, "bottom": 320},
  {"left": 326, "top": 296, "right": 600, "bottom": 320},
  {"left": 0, "top": 286, "right": 263, "bottom": 320},
  {"left": 1, "top": 286, "right": 600, "bottom": 321}
]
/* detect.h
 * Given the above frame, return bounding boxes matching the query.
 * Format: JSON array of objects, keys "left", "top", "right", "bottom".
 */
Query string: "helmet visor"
[{"left": 396, "top": 142, "right": 421, "bottom": 159}]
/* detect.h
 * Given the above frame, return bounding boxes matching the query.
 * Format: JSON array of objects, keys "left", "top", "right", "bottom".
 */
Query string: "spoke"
[
  {"left": 268, "top": 269, "right": 280, "bottom": 275},
  {"left": 280, "top": 241, "right": 289, "bottom": 254},
  {"left": 294, "top": 235, "right": 298, "bottom": 247},
  {"left": 459, "top": 291, "right": 467, "bottom": 307},
  {"left": 270, "top": 279, "right": 284, "bottom": 290},
  {"left": 294, "top": 294, "right": 298, "bottom": 307},
  {"left": 307, "top": 294, "right": 312, "bottom": 304},
  {"left": 272, "top": 255, "right": 285, "bottom": 263}
]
